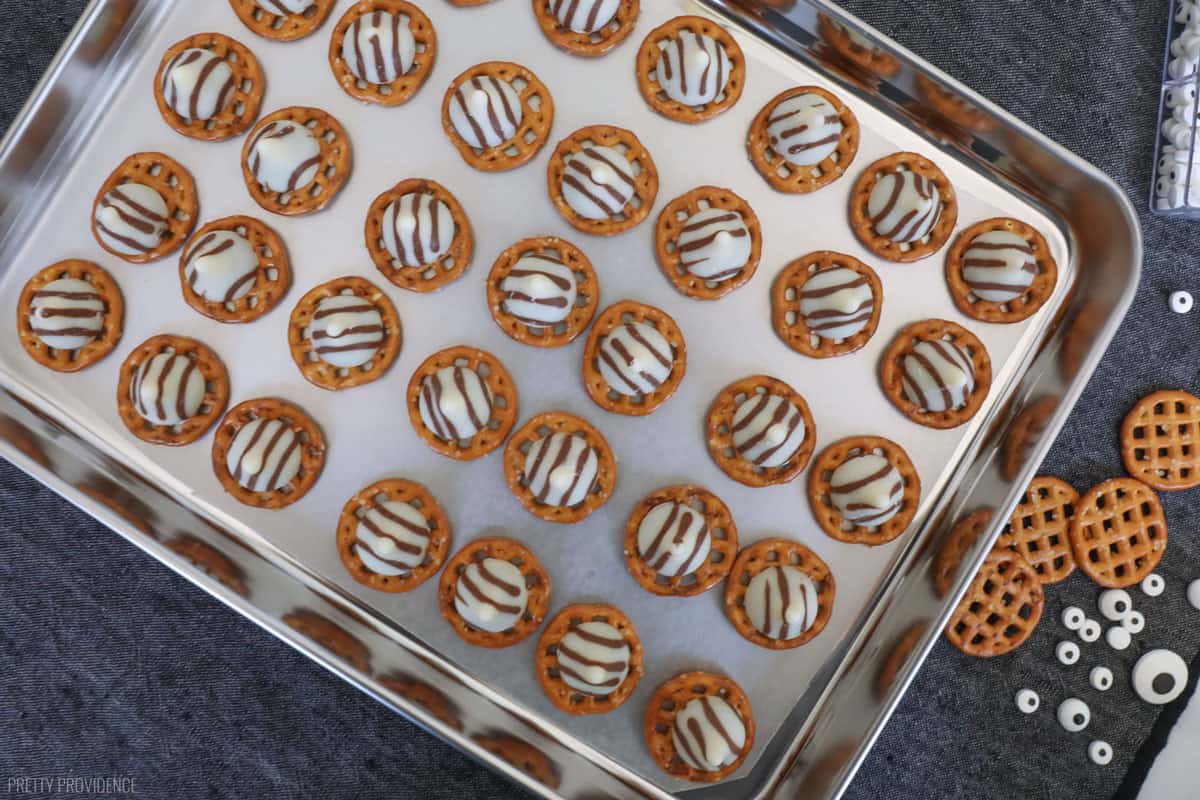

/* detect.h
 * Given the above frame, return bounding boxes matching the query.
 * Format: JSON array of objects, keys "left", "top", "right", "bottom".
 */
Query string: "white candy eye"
[
  {"left": 1015, "top": 688, "right": 1040, "bottom": 714},
  {"left": 1058, "top": 698, "right": 1091, "bottom": 732},
  {"left": 1141, "top": 573, "right": 1165, "bottom": 597},
  {"left": 1098, "top": 589, "right": 1133, "bottom": 621},
  {"left": 1167, "top": 163, "right": 1190, "bottom": 185},
  {"left": 1167, "top": 85, "right": 1198, "bottom": 108},
  {"left": 1121, "top": 610, "right": 1146, "bottom": 634},
  {"left": 1132, "top": 649, "right": 1189, "bottom": 705},
  {"left": 1078, "top": 618, "right": 1102, "bottom": 643},
  {"left": 1089, "top": 740, "right": 1113, "bottom": 766},
  {"left": 1106, "top": 626, "right": 1132, "bottom": 651},
  {"left": 1158, "top": 176, "right": 1175, "bottom": 198},
  {"left": 1090, "top": 666, "right": 1114, "bottom": 691},
  {"left": 1171, "top": 290, "right": 1195, "bottom": 314},
  {"left": 1188, "top": 579, "right": 1200, "bottom": 610},
  {"left": 1057, "top": 640, "right": 1081, "bottom": 665},
  {"left": 1062, "top": 606, "right": 1085, "bottom": 630}
]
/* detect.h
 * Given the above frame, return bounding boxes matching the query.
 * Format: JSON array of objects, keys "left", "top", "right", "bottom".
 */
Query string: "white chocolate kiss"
[
  {"left": 453, "top": 557, "right": 529, "bottom": 633},
  {"left": 731, "top": 393, "right": 806, "bottom": 468},
  {"left": 130, "top": 352, "right": 206, "bottom": 427},
  {"left": 94, "top": 183, "right": 169, "bottom": 258},
  {"left": 671, "top": 695, "right": 747, "bottom": 772},
  {"left": 417, "top": 365, "right": 493, "bottom": 442},
  {"left": 655, "top": 30, "right": 731, "bottom": 107},
  {"left": 523, "top": 432, "right": 599, "bottom": 507},
  {"left": 499, "top": 255, "right": 577, "bottom": 328},
  {"left": 961, "top": 229, "right": 1037, "bottom": 303},
  {"left": 596, "top": 321, "right": 674, "bottom": 398},
  {"left": 549, "top": 0, "right": 620, "bottom": 33},
  {"left": 341, "top": 11, "right": 415, "bottom": 85},
  {"left": 382, "top": 192, "right": 454, "bottom": 268},
  {"left": 248, "top": 121, "right": 321, "bottom": 195},
  {"left": 555, "top": 620, "right": 631, "bottom": 696},
  {"left": 561, "top": 146, "right": 636, "bottom": 220},
  {"left": 829, "top": 453, "right": 903, "bottom": 526},
  {"left": 449, "top": 78, "right": 523, "bottom": 150},
  {"left": 353, "top": 499, "right": 431, "bottom": 577},
  {"left": 767, "top": 93, "right": 843, "bottom": 167},
  {"left": 28, "top": 278, "right": 105, "bottom": 351},
  {"left": 162, "top": 48, "right": 235, "bottom": 122},
  {"left": 900, "top": 340, "right": 975, "bottom": 413},
  {"left": 677, "top": 208, "right": 751, "bottom": 282},
  {"left": 225, "top": 418, "right": 302, "bottom": 492},
  {"left": 744, "top": 565, "right": 820, "bottom": 640},
  {"left": 798, "top": 267, "right": 874, "bottom": 341},
  {"left": 636, "top": 501, "right": 711, "bottom": 578},
  {"left": 308, "top": 295, "right": 385, "bottom": 370},
  {"left": 183, "top": 230, "right": 259, "bottom": 305}
]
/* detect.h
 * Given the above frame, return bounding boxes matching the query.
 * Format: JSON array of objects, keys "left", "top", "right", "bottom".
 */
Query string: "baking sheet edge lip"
[{"left": 0, "top": 1, "right": 1143, "bottom": 798}]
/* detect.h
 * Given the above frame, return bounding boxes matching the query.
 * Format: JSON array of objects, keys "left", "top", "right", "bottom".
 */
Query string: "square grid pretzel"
[{"left": 1121, "top": 389, "right": 1200, "bottom": 491}]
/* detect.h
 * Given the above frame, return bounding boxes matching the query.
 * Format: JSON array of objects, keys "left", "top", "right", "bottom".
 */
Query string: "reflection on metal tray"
[{"left": 0, "top": 0, "right": 1138, "bottom": 798}]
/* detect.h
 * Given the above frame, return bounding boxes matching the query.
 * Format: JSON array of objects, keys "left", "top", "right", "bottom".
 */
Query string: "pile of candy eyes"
[
  {"left": 1013, "top": 574, "right": 1198, "bottom": 767},
  {"left": 1156, "top": 0, "right": 1200, "bottom": 211}
]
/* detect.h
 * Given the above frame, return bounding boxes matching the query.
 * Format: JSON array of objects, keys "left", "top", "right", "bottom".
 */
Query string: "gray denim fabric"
[{"left": 2, "top": 1, "right": 1198, "bottom": 799}]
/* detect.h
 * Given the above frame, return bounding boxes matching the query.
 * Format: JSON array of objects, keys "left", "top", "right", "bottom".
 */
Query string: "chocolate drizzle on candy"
[
  {"left": 960, "top": 230, "right": 1037, "bottom": 303},
  {"left": 162, "top": 49, "right": 236, "bottom": 122},
  {"left": 637, "top": 500, "right": 710, "bottom": 578},
  {"left": 184, "top": 230, "right": 259, "bottom": 305},
  {"left": 766, "top": 92, "right": 843, "bottom": 166},
  {"left": 94, "top": 185, "right": 169, "bottom": 258},
  {"left": 900, "top": 339, "right": 975, "bottom": 414},
  {"left": 449, "top": 76, "right": 523, "bottom": 149},
  {"left": 829, "top": 453, "right": 903, "bottom": 526},
  {"left": 341, "top": 10, "right": 415, "bottom": 85},
  {"left": 382, "top": 192, "right": 453, "bottom": 267},
  {"left": 562, "top": 146, "right": 638, "bottom": 220},
  {"left": 867, "top": 169, "right": 941, "bottom": 244},
  {"left": 29, "top": 279, "right": 105, "bottom": 351},
  {"left": 524, "top": 431, "right": 599, "bottom": 508},
  {"left": 744, "top": 565, "right": 820, "bottom": 641},
  {"left": 130, "top": 352, "right": 205, "bottom": 427},
  {"left": 500, "top": 256, "right": 576, "bottom": 327},
  {"left": 654, "top": 29, "right": 731, "bottom": 107},
  {"left": 418, "top": 365, "right": 494, "bottom": 441},
  {"left": 309, "top": 295, "right": 386, "bottom": 368},
  {"left": 353, "top": 497, "right": 431, "bottom": 576},
  {"left": 672, "top": 694, "right": 747, "bottom": 773},
  {"left": 248, "top": 121, "right": 322, "bottom": 195}
]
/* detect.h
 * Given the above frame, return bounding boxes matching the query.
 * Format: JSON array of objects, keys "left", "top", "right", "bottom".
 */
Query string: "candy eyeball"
[
  {"left": 1177, "top": 0, "right": 1200, "bottom": 25},
  {"left": 1141, "top": 573, "right": 1165, "bottom": 597},
  {"left": 1106, "top": 626, "right": 1132, "bottom": 651},
  {"left": 1167, "top": 162, "right": 1192, "bottom": 185},
  {"left": 1169, "top": 55, "right": 1199, "bottom": 80},
  {"left": 1057, "top": 640, "right": 1081, "bottom": 665},
  {"left": 1132, "top": 649, "right": 1188, "bottom": 705},
  {"left": 1173, "top": 103, "right": 1199, "bottom": 125},
  {"left": 1090, "top": 666, "right": 1114, "bottom": 692},
  {"left": 1078, "top": 618, "right": 1102, "bottom": 643},
  {"left": 1188, "top": 578, "right": 1200, "bottom": 610},
  {"left": 1098, "top": 589, "right": 1133, "bottom": 621},
  {"left": 1089, "top": 740, "right": 1113, "bottom": 766},
  {"left": 1171, "top": 290, "right": 1195, "bottom": 314},
  {"left": 1058, "top": 698, "right": 1091, "bottom": 732},
  {"left": 1015, "top": 688, "right": 1040, "bottom": 714},
  {"left": 1062, "top": 606, "right": 1086, "bottom": 631},
  {"left": 1121, "top": 610, "right": 1146, "bottom": 634},
  {"left": 1166, "top": 84, "right": 1198, "bottom": 109}
]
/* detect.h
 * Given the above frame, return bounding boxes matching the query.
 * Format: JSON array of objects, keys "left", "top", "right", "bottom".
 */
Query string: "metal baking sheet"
[{"left": 0, "top": 1, "right": 1139, "bottom": 798}]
